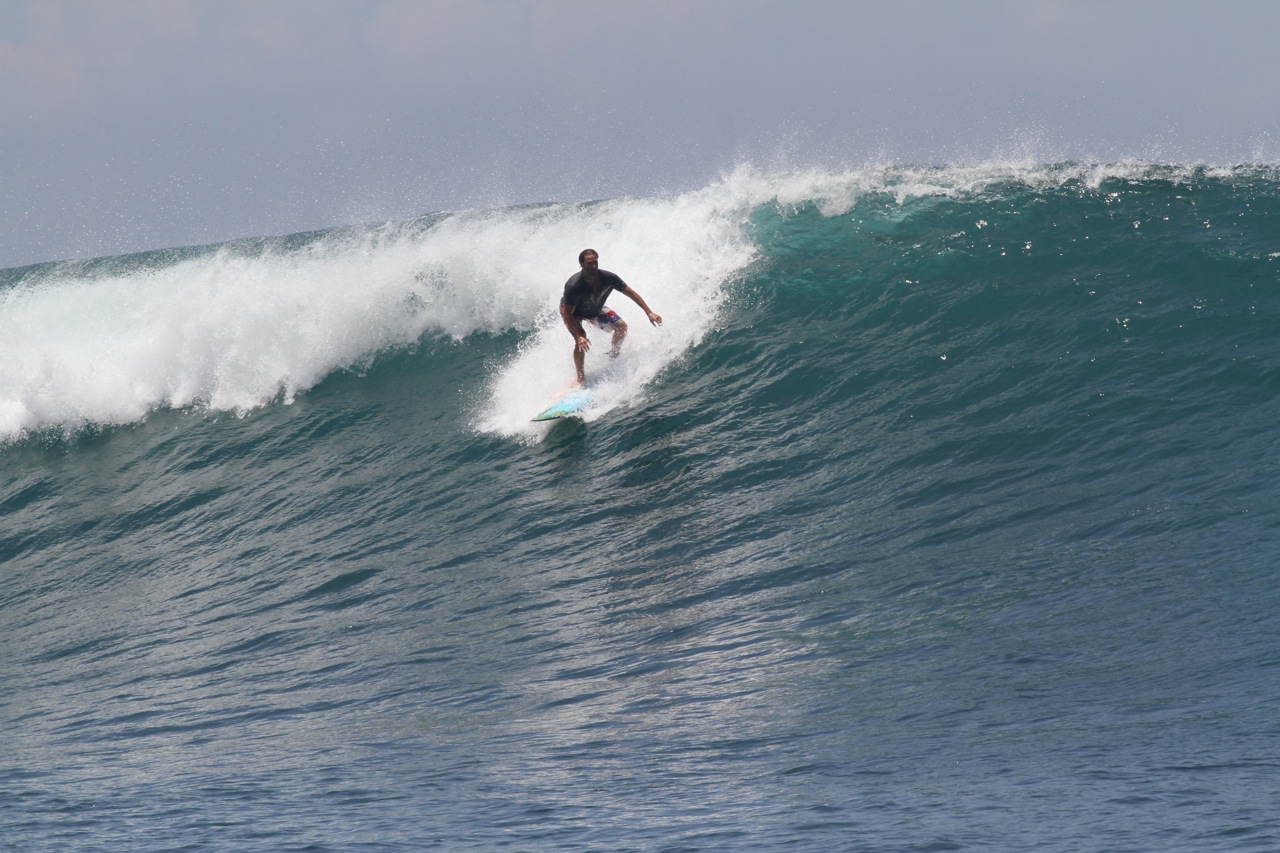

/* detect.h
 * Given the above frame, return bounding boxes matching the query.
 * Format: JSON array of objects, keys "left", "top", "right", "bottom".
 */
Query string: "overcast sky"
[{"left": 3, "top": 0, "right": 1278, "bottom": 268}]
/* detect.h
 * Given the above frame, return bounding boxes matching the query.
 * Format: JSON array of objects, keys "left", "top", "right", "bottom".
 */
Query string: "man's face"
[{"left": 581, "top": 252, "right": 599, "bottom": 272}]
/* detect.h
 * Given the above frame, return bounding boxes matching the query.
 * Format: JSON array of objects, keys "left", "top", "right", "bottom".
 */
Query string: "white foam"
[{"left": 0, "top": 182, "right": 762, "bottom": 443}]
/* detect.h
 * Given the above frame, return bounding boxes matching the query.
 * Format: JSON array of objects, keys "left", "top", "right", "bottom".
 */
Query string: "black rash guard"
[{"left": 561, "top": 269, "right": 629, "bottom": 319}]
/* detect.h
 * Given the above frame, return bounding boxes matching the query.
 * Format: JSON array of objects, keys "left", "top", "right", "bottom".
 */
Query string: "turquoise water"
[{"left": 3, "top": 162, "right": 1279, "bottom": 850}]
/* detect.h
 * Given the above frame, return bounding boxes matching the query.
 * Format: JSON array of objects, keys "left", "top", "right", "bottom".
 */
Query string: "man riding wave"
[{"left": 559, "top": 249, "right": 662, "bottom": 385}]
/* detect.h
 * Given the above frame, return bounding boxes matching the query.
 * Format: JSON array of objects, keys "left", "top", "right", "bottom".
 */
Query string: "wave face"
[{"left": 4, "top": 162, "right": 1280, "bottom": 850}]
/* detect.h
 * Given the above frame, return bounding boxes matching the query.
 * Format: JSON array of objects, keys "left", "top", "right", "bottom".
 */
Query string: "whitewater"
[{"left": 2, "top": 161, "right": 1279, "bottom": 851}]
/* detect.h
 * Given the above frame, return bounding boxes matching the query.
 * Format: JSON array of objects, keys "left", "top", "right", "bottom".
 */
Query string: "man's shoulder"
[{"left": 599, "top": 269, "right": 627, "bottom": 288}]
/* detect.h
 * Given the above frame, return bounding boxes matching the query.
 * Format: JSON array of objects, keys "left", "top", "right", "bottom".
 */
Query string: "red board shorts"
[{"left": 589, "top": 308, "right": 623, "bottom": 329}]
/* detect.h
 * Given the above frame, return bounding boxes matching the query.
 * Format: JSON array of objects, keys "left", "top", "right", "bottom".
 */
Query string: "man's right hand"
[{"left": 575, "top": 335, "right": 591, "bottom": 353}]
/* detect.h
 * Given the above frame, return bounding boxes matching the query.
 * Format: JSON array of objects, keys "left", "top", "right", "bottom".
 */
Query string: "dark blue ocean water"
[{"left": 3, "top": 162, "right": 1279, "bottom": 851}]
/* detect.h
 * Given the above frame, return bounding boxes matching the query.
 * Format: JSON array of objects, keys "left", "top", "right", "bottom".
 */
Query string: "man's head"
[{"left": 579, "top": 249, "right": 599, "bottom": 269}]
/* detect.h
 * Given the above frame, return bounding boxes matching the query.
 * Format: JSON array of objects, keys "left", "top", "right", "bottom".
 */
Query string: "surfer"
[{"left": 559, "top": 249, "right": 662, "bottom": 385}]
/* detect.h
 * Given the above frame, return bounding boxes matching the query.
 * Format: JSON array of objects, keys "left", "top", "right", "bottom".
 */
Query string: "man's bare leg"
[{"left": 609, "top": 320, "right": 628, "bottom": 357}]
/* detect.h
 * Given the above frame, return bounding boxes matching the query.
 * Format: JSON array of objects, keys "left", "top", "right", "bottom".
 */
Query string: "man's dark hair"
[{"left": 579, "top": 248, "right": 598, "bottom": 264}]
